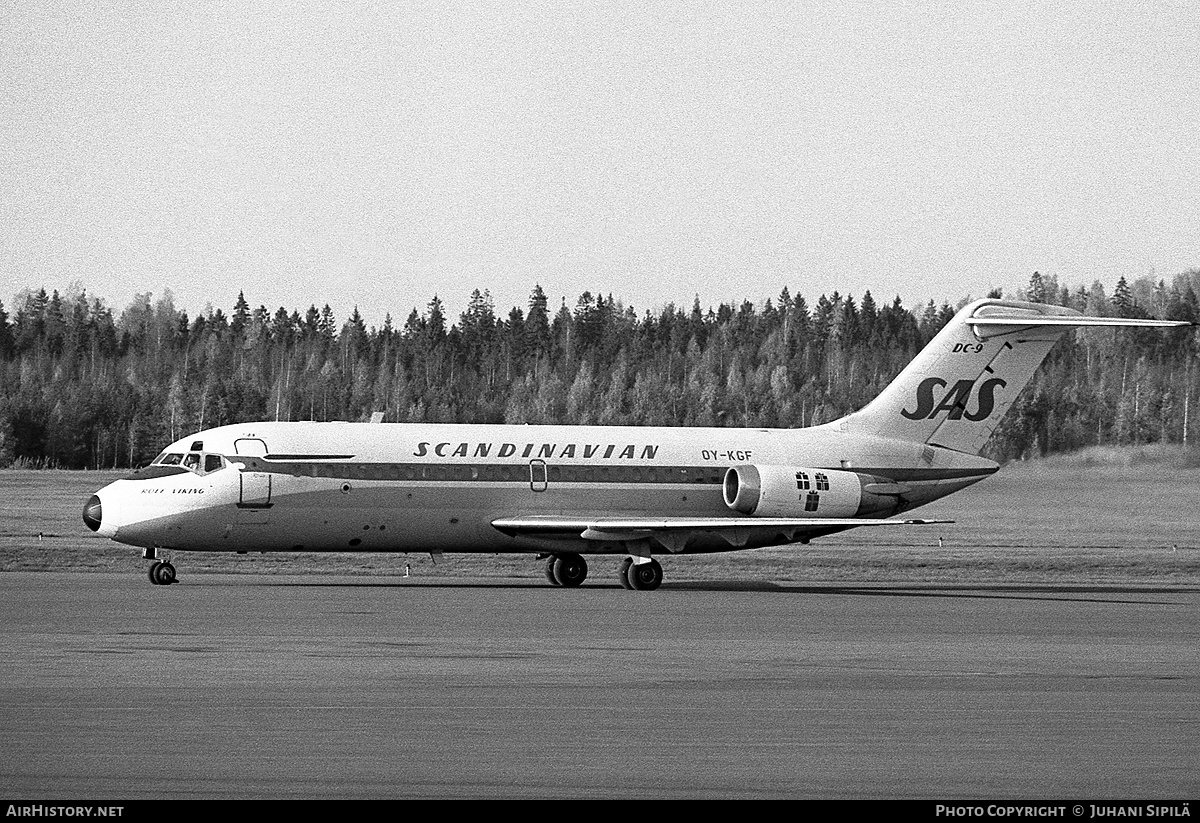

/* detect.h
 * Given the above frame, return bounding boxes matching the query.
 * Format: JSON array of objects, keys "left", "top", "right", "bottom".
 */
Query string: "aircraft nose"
[{"left": 82, "top": 494, "right": 102, "bottom": 532}]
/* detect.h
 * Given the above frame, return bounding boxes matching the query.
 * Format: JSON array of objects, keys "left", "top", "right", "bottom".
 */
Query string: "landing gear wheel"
[
  {"left": 617, "top": 557, "right": 634, "bottom": 590},
  {"left": 149, "top": 561, "right": 176, "bottom": 586},
  {"left": 551, "top": 554, "right": 588, "bottom": 587},
  {"left": 544, "top": 556, "right": 561, "bottom": 586},
  {"left": 626, "top": 558, "right": 663, "bottom": 591}
]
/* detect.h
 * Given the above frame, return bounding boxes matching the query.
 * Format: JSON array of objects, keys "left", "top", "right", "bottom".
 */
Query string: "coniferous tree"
[
  {"left": 0, "top": 299, "right": 12, "bottom": 358},
  {"left": 1027, "top": 271, "right": 1047, "bottom": 303},
  {"left": 1112, "top": 276, "right": 1134, "bottom": 316},
  {"left": 231, "top": 291, "right": 250, "bottom": 337}
]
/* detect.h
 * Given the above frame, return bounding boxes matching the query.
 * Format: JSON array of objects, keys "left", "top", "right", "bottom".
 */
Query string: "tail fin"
[{"left": 834, "top": 299, "right": 1189, "bottom": 455}]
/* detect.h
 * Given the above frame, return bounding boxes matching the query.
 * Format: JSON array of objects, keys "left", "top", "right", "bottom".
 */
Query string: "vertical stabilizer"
[{"left": 832, "top": 299, "right": 1188, "bottom": 455}]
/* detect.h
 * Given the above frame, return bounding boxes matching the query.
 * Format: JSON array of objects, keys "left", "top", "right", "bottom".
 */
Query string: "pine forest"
[{"left": 1, "top": 270, "right": 1198, "bottom": 470}]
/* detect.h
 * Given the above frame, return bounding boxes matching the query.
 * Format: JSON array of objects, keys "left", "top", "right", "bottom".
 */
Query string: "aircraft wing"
[{"left": 491, "top": 516, "right": 951, "bottom": 552}]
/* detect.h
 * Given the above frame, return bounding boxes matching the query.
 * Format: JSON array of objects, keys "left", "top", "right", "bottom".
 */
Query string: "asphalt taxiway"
[{"left": 1, "top": 573, "right": 1196, "bottom": 798}]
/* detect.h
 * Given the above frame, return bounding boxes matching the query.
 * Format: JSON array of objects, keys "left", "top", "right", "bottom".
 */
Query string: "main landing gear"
[
  {"left": 620, "top": 557, "right": 663, "bottom": 591},
  {"left": 543, "top": 553, "right": 664, "bottom": 590},
  {"left": 148, "top": 561, "right": 177, "bottom": 586},
  {"left": 544, "top": 553, "right": 589, "bottom": 587}
]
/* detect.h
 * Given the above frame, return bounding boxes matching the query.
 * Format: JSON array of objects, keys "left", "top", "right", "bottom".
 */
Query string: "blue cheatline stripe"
[
  {"left": 263, "top": 453, "right": 356, "bottom": 460},
  {"left": 231, "top": 459, "right": 996, "bottom": 485},
  {"left": 241, "top": 460, "right": 728, "bottom": 484}
]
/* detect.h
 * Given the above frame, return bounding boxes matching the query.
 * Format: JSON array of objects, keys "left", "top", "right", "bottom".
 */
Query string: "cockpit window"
[{"left": 153, "top": 449, "right": 225, "bottom": 475}]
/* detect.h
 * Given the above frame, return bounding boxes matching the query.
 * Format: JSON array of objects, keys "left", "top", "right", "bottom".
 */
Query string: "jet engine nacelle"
[{"left": 722, "top": 464, "right": 901, "bottom": 518}]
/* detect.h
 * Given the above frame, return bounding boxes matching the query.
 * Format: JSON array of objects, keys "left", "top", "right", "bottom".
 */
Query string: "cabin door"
[
  {"left": 239, "top": 472, "right": 273, "bottom": 508},
  {"left": 233, "top": 437, "right": 272, "bottom": 520},
  {"left": 236, "top": 470, "right": 272, "bottom": 525}
]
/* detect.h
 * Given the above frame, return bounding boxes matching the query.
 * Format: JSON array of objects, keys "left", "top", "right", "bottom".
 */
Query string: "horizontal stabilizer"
[{"left": 967, "top": 313, "right": 1190, "bottom": 335}]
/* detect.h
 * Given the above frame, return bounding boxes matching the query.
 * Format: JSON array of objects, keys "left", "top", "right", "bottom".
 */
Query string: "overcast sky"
[{"left": 3, "top": 1, "right": 1198, "bottom": 326}]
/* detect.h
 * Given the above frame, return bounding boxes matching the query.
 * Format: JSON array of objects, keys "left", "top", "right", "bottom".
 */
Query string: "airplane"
[{"left": 82, "top": 298, "right": 1189, "bottom": 588}]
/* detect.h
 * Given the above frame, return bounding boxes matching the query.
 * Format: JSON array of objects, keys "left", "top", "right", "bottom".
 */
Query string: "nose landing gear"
[{"left": 143, "top": 547, "right": 176, "bottom": 585}]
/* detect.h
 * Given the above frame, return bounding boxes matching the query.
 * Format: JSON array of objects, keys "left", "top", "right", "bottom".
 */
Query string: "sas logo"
[{"left": 901, "top": 377, "right": 1007, "bottom": 421}]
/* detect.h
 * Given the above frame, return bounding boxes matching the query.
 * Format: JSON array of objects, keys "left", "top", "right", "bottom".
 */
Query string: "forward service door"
[{"left": 234, "top": 438, "right": 272, "bottom": 518}]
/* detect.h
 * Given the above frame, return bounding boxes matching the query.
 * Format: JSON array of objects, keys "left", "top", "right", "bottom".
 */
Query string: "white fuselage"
[{"left": 87, "top": 420, "right": 997, "bottom": 556}]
